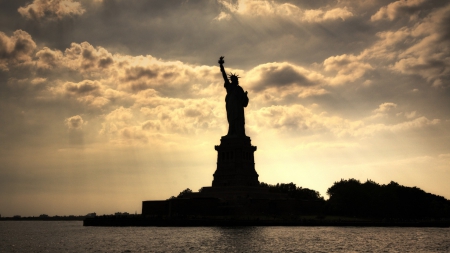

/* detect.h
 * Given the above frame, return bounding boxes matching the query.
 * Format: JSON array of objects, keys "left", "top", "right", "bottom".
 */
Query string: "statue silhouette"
[{"left": 219, "top": 56, "right": 249, "bottom": 137}]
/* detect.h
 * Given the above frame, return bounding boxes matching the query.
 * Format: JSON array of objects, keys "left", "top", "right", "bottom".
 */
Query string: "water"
[{"left": 1, "top": 221, "right": 449, "bottom": 252}]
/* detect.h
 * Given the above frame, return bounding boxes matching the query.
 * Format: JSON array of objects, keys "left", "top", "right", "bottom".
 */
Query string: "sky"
[{"left": 1, "top": 0, "right": 450, "bottom": 217}]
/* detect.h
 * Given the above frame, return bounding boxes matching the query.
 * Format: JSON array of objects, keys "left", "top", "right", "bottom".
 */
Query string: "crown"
[{"left": 228, "top": 72, "right": 240, "bottom": 79}]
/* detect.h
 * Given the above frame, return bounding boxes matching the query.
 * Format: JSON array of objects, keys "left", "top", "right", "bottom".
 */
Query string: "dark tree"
[
  {"left": 177, "top": 188, "right": 193, "bottom": 198},
  {"left": 167, "top": 188, "right": 194, "bottom": 199},
  {"left": 260, "top": 182, "right": 324, "bottom": 202},
  {"left": 326, "top": 178, "right": 450, "bottom": 219}
]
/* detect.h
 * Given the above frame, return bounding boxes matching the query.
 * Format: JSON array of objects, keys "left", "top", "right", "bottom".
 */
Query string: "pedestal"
[{"left": 212, "top": 136, "right": 259, "bottom": 187}]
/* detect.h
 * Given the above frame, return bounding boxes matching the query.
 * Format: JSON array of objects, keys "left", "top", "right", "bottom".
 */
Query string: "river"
[{"left": 1, "top": 221, "right": 449, "bottom": 252}]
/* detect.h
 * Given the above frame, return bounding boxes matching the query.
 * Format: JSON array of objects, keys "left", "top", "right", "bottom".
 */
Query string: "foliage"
[
  {"left": 168, "top": 188, "right": 193, "bottom": 200},
  {"left": 169, "top": 179, "right": 450, "bottom": 219},
  {"left": 326, "top": 178, "right": 450, "bottom": 219},
  {"left": 176, "top": 188, "right": 193, "bottom": 198},
  {"left": 260, "top": 182, "right": 325, "bottom": 202}
]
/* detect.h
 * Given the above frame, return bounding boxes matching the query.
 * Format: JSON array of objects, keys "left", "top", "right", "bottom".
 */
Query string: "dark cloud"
[
  {"left": 65, "top": 80, "right": 100, "bottom": 95},
  {"left": 126, "top": 82, "right": 151, "bottom": 92},
  {"left": 386, "top": 5, "right": 450, "bottom": 87},
  {"left": 78, "top": 42, "right": 110, "bottom": 70},
  {"left": 257, "top": 64, "right": 314, "bottom": 90},
  {"left": 434, "top": 4, "right": 450, "bottom": 42},
  {"left": 0, "top": 30, "right": 36, "bottom": 70},
  {"left": 284, "top": 0, "right": 339, "bottom": 9},
  {"left": 36, "top": 47, "right": 61, "bottom": 69},
  {"left": 142, "top": 120, "right": 160, "bottom": 131},
  {"left": 0, "top": 0, "right": 381, "bottom": 70},
  {"left": 62, "top": 42, "right": 114, "bottom": 72},
  {"left": 124, "top": 67, "right": 158, "bottom": 82},
  {"left": 184, "top": 108, "right": 202, "bottom": 118},
  {"left": 65, "top": 115, "right": 84, "bottom": 129},
  {"left": 1, "top": 0, "right": 373, "bottom": 69},
  {"left": 98, "top": 57, "right": 113, "bottom": 68}
]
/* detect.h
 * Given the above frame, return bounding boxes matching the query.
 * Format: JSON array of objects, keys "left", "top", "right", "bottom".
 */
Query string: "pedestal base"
[
  {"left": 194, "top": 186, "right": 289, "bottom": 200},
  {"left": 212, "top": 136, "right": 259, "bottom": 187}
]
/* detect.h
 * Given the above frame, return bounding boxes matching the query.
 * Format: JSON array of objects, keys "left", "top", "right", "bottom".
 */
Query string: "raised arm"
[{"left": 218, "top": 56, "right": 230, "bottom": 85}]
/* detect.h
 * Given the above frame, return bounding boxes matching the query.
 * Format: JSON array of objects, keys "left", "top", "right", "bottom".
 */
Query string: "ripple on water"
[{"left": 0, "top": 222, "right": 449, "bottom": 252}]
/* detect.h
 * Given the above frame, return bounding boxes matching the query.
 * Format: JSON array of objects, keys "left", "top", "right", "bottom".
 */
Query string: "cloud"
[
  {"left": 249, "top": 62, "right": 318, "bottom": 89},
  {"left": 11, "top": 31, "right": 440, "bottom": 146},
  {"left": 373, "top": 102, "right": 397, "bottom": 113},
  {"left": 31, "top": 77, "right": 47, "bottom": 86},
  {"left": 49, "top": 79, "right": 110, "bottom": 108},
  {"left": 98, "top": 97, "right": 222, "bottom": 145},
  {"left": 114, "top": 55, "right": 219, "bottom": 96},
  {"left": 29, "top": 40, "right": 221, "bottom": 102},
  {"left": 323, "top": 54, "right": 373, "bottom": 85},
  {"left": 141, "top": 98, "right": 221, "bottom": 134},
  {"left": 303, "top": 7, "right": 353, "bottom": 22},
  {"left": 361, "top": 4, "right": 450, "bottom": 87},
  {"left": 1, "top": 34, "right": 224, "bottom": 118},
  {"left": 118, "top": 126, "right": 149, "bottom": 144},
  {"left": 391, "top": 5, "right": 450, "bottom": 87},
  {"left": 214, "top": 11, "right": 230, "bottom": 21},
  {"left": 65, "top": 80, "right": 101, "bottom": 95},
  {"left": 105, "top": 106, "right": 133, "bottom": 123},
  {"left": 124, "top": 67, "right": 158, "bottom": 82},
  {"left": 359, "top": 116, "right": 440, "bottom": 136},
  {"left": 361, "top": 28, "right": 411, "bottom": 60},
  {"left": 0, "top": 27, "right": 442, "bottom": 145},
  {"left": 18, "top": 0, "right": 85, "bottom": 21},
  {"left": 65, "top": 115, "right": 84, "bottom": 130},
  {"left": 99, "top": 106, "right": 146, "bottom": 144},
  {"left": 5, "top": 0, "right": 362, "bottom": 72},
  {"left": 251, "top": 104, "right": 322, "bottom": 132},
  {"left": 64, "top": 42, "right": 114, "bottom": 73},
  {"left": 217, "top": 0, "right": 353, "bottom": 23},
  {"left": 250, "top": 104, "right": 366, "bottom": 137},
  {"left": 36, "top": 47, "right": 63, "bottom": 70},
  {"left": 33, "top": 42, "right": 114, "bottom": 76},
  {"left": 371, "top": 0, "right": 427, "bottom": 21},
  {"left": 0, "top": 30, "right": 36, "bottom": 70},
  {"left": 245, "top": 62, "right": 327, "bottom": 101},
  {"left": 405, "top": 111, "right": 416, "bottom": 119},
  {"left": 366, "top": 102, "right": 399, "bottom": 121},
  {"left": 249, "top": 102, "right": 440, "bottom": 138}
]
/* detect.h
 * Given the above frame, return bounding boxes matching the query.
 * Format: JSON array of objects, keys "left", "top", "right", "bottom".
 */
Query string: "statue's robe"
[{"left": 224, "top": 82, "right": 246, "bottom": 137}]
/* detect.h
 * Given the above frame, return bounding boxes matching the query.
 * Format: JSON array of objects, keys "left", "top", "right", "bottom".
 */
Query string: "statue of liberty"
[{"left": 218, "top": 56, "right": 249, "bottom": 137}]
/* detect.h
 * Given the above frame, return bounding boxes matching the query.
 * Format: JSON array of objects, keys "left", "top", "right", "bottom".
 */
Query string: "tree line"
[
  {"left": 171, "top": 179, "right": 450, "bottom": 219},
  {"left": 326, "top": 179, "right": 450, "bottom": 219}
]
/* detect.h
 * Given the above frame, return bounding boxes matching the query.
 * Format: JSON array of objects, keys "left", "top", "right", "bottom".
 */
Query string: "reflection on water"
[{"left": 1, "top": 221, "right": 449, "bottom": 252}]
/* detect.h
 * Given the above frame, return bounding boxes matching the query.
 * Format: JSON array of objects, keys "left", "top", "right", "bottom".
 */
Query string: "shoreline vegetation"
[
  {"left": 170, "top": 178, "right": 450, "bottom": 220},
  {"left": 83, "top": 178, "right": 450, "bottom": 227},
  {"left": 3, "top": 179, "right": 450, "bottom": 227},
  {"left": 290, "top": 179, "right": 447, "bottom": 219}
]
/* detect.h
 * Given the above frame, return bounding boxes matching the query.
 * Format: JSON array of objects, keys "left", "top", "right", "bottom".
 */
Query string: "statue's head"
[{"left": 228, "top": 73, "right": 239, "bottom": 85}]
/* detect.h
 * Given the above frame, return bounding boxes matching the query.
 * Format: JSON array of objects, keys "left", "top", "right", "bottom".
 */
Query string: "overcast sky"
[{"left": 1, "top": 0, "right": 450, "bottom": 216}]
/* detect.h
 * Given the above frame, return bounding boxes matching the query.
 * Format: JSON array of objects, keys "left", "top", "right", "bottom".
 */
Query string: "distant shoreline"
[{"left": 0, "top": 217, "right": 85, "bottom": 221}]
